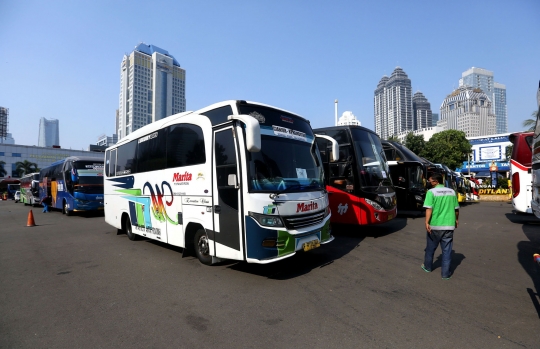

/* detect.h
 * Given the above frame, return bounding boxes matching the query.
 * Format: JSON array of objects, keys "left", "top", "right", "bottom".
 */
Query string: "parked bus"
[
  {"left": 313, "top": 126, "right": 396, "bottom": 225},
  {"left": 20, "top": 172, "right": 40, "bottom": 205},
  {"left": 509, "top": 132, "right": 533, "bottom": 214},
  {"left": 381, "top": 141, "right": 442, "bottom": 211},
  {"left": 531, "top": 80, "right": 540, "bottom": 218},
  {"left": 7, "top": 183, "right": 20, "bottom": 199},
  {"left": 104, "top": 100, "right": 339, "bottom": 265},
  {"left": 39, "top": 156, "right": 104, "bottom": 215}
]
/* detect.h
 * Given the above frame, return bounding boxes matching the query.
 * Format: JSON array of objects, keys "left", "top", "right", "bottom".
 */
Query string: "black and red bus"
[{"left": 314, "top": 126, "right": 396, "bottom": 225}]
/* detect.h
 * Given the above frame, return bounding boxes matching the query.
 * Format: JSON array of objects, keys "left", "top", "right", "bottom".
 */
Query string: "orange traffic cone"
[{"left": 27, "top": 210, "right": 36, "bottom": 227}]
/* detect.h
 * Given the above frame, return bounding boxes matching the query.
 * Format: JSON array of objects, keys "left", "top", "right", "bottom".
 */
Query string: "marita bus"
[
  {"left": 509, "top": 132, "right": 533, "bottom": 214},
  {"left": 313, "top": 126, "right": 396, "bottom": 225},
  {"left": 39, "top": 156, "right": 104, "bottom": 215},
  {"left": 20, "top": 172, "right": 40, "bottom": 205},
  {"left": 104, "top": 100, "right": 339, "bottom": 265}
]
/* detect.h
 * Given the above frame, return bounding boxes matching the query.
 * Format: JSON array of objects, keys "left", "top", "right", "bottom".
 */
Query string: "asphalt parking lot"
[{"left": 1, "top": 200, "right": 540, "bottom": 349}]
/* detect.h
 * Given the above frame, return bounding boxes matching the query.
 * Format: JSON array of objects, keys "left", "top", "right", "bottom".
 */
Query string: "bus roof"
[
  {"left": 109, "top": 100, "right": 311, "bottom": 150},
  {"left": 46, "top": 156, "right": 104, "bottom": 168},
  {"left": 313, "top": 125, "right": 379, "bottom": 138}
]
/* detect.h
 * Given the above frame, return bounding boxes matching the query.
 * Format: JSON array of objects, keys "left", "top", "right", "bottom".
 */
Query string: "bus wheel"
[
  {"left": 125, "top": 216, "right": 138, "bottom": 241},
  {"left": 63, "top": 201, "right": 71, "bottom": 216},
  {"left": 194, "top": 229, "right": 212, "bottom": 265}
]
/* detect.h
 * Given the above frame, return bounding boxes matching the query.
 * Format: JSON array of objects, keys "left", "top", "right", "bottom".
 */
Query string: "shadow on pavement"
[
  {"left": 229, "top": 217, "right": 408, "bottom": 279},
  {"left": 508, "top": 212, "right": 540, "bottom": 318},
  {"left": 430, "top": 250, "right": 465, "bottom": 276}
]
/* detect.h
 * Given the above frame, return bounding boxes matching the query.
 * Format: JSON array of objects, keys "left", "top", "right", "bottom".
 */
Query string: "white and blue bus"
[
  {"left": 104, "top": 100, "right": 339, "bottom": 265},
  {"left": 39, "top": 156, "right": 104, "bottom": 215}
]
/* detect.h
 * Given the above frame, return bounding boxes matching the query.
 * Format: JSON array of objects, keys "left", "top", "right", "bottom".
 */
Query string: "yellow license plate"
[
  {"left": 387, "top": 214, "right": 393, "bottom": 220},
  {"left": 302, "top": 240, "right": 320, "bottom": 252}
]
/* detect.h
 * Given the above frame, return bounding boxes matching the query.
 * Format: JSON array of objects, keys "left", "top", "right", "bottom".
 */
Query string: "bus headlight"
[
  {"left": 365, "top": 198, "right": 383, "bottom": 211},
  {"left": 249, "top": 212, "right": 284, "bottom": 227}
]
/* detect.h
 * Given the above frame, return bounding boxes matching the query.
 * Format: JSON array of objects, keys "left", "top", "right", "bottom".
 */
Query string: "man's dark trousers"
[{"left": 423, "top": 230, "right": 453, "bottom": 278}]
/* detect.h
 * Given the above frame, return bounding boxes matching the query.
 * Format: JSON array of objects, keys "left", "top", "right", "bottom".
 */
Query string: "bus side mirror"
[
  {"left": 228, "top": 114, "right": 261, "bottom": 152},
  {"left": 315, "top": 134, "right": 339, "bottom": 162}
]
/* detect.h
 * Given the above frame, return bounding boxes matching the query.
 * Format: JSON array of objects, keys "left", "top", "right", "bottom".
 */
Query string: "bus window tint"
[
  {"left": 351, "top": 129, "right": 389, "bottom": 188},
  {"left": 105, "top": 151, "right": 110, "bottom": 177},
  {"left": 137, "top": 129, "right": 167, "bottom": 172},
  {"left": 167, "top": 124, "right": 206, "bottom": 168},
  {"left": 116, "top": 140, "right": 137, "bottom": 175},
  {"left": 109, "top": 149, "right": 117, "bottom": 177}
]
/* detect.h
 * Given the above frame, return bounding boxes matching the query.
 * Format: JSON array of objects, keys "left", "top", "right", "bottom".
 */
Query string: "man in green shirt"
[{"left": 421, "top": 173, "right": 459, "bottom": 280}]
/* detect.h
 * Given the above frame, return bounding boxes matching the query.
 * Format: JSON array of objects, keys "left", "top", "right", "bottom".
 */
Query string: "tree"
[
  {"left": 522, "top": 109, "right": 539, "bottom": 132},
  {"left": 403, "top": 132, "right": 425, "bottom": 156},
  {"left": 15, "top": 160, "right": 39, "bottom": 177},
  {"left": 422, "top": 130, "right": 471, "bottom": 171},
  {"left": 0, "top": 160, "right": 7, "bottom": 177},
  {"left": 505, "top": 145, "right": 513, "bottom": 160},
  {"left": 386, "top": 135, "right": 401, "bottom": 144}
]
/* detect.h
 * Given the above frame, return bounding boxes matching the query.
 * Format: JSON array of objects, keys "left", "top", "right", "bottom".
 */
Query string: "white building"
[
  {"left": 38, "top": 118, "right": 60, "bottom": 147},
  {"left": 337, "top": 111, "right": 361, "bottom": 126},
  {"left": 459, "top": 67, "right": 507, "bottom": 134},
  {"left": 396, "top": 126, "right": 444, "bottom": 143},
  {"left": 438, "top": 86, "right": 496, "bottom": 137},
  {"left": 96, "top": 134, "right": 118, "bottom": 147},
  {"left": 118, "top": 43, "right": 186, "bottom": 140}
]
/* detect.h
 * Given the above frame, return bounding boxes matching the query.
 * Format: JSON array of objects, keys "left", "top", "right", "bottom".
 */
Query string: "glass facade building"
[
  {"left": 118, "top": 43, "right": 186, "bottom": 140},
  {"left": 374, "top": 67, "right": 413, "bottom": 139},
  {"left": 412, "top": 91, "right": 432, "bottom": 130},
  {"left": 459, "top": 67, "right": 507, "bottom": 133},
  {"left": 37, "top": 118, "right": 60, "bottom": 147}
]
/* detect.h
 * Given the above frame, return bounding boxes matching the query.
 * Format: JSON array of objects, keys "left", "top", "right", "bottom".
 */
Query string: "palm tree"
[
  {"left": 0, "top": 160, "right": 7, "bottom": 177},
  {"left": 15, "top": 160, "right": 39, "bottom": 177},
  {"left": 522, "top": 109, "right": 540, "bottom": 132}
]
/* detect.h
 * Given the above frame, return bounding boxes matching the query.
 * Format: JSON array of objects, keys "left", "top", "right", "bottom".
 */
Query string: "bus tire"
[
  {"left": 63, "top": 201, "right": 71, "bottom": 216},
  {"left": 125, "top": 215, "right": 138, "bottom": 241},
  {"left": 194, "top": 229, "right": 212, "bottom": 265}
]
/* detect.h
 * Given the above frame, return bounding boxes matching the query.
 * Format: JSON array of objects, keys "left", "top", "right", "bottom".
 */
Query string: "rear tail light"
[{"left": 512, "top": 172, "right": 520, "bottom": 198}]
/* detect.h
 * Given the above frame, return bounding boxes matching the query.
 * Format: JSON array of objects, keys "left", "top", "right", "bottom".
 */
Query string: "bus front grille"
[{"left": 282, "top": 210, "right": 325, "bottom": 230}]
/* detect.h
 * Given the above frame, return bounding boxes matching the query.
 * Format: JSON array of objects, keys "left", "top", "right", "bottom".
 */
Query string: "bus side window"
[
  {"left": 137, "top": 129, "right": 167, "bottom": 173},
  {"left": 329, "top": 145, "right": 353, "bottom": 191},
  {"left": 167, "top": 124, "right": 206, "bottom": 168},
  {"left": 116, "top": 140, "right": 138, "bottom": 175},
  {"left": 105, "top": 150, "right": 110, "bottom": 177},
  {"left": 109, "top": 149, "right": 117, "bottom": 177}
]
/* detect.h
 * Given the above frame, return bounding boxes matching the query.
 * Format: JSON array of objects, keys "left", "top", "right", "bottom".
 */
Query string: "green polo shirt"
[{"left": 423, "top": 184, "right": 459, "bottom": 230}]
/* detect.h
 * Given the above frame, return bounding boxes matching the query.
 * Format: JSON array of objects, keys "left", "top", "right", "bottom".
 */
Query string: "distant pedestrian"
[
  {"left": 421, "top": 173, "right": 459, "bottom": 280},
  {"left": 40, "top": 195, "right": 52, "bottom": 213}
]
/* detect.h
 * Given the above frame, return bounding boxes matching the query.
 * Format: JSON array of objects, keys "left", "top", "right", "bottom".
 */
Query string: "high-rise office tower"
[
  {"left": 374, "top": 67, "right": 413, "bottom": 139},
  {"left": 412, "top": 91, "right": 432, "bottom": 130},
  {"left": 432, "top": 113, "right": 439, "bottom": 127},
  {"left": 38, "top": 118, "right": 60, "bottom": 147},
  {"left": 118, "top": 43, "right": 186, "bottom": 139},
  {"left": 438, "top": 86, "right": 496, "bottom": 137},
  {"left": 459, "top": 67, "right": 507, "bottom": 133}
]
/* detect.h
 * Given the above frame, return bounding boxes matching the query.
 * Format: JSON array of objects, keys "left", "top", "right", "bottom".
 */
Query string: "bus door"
[{"left": 212, "top": 126, "right": 243, "bottom": 260}]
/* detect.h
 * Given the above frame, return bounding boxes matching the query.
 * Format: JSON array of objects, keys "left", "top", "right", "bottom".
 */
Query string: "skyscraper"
[
  {"left": 0, "top": 107, "right": 8, "bottom": 142},
  {"left": 459, "top": 67, "right": 507, "bottom": 133},
  {"left": 118, "top": 43, "right": 186, "bottom": 140},
  {"left": 438, "top": 86, "right": 496, "bottom": 137},
  {"left": 374, "top": 67, "right": 413, "bottom": 139},
  {"left": 38, "top": 118, "right": 60, "bottom": 147},
  {"left": 412, "top": 91, "right": 432, "bottom": 130}
]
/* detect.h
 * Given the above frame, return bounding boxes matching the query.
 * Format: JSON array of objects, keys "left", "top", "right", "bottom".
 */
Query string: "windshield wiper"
[{"left": 269, "top": 182, "right": 321, "bottom": 199}]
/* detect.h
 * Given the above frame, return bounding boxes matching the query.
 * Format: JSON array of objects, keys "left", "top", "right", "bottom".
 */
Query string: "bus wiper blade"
[{"left": 269, "top": 183, "right": 321, "bottom": 199}]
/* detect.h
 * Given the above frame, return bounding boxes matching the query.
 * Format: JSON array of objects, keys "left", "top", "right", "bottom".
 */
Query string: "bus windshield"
[
  {"left": 72, "top": 160, "right": 104, "bottom": 194},
  {"left": 237, "top": 104, "right": 323, "bottom": 193},
  {"left": 350, "top": 129, "right": 391, "bottom": 190}
]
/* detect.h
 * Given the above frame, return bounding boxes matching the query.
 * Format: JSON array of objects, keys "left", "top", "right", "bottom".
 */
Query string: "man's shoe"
[
  {"left": 442, "top": 275, "right": 452, "bottom": 280},
  {"left": 421, "top": 264, "right": 431, "bottom": 273}
]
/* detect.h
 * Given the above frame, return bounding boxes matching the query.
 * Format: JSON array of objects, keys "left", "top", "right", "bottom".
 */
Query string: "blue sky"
[{"left": 1, "top": 0, "right": 539, "bottom": 150}]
